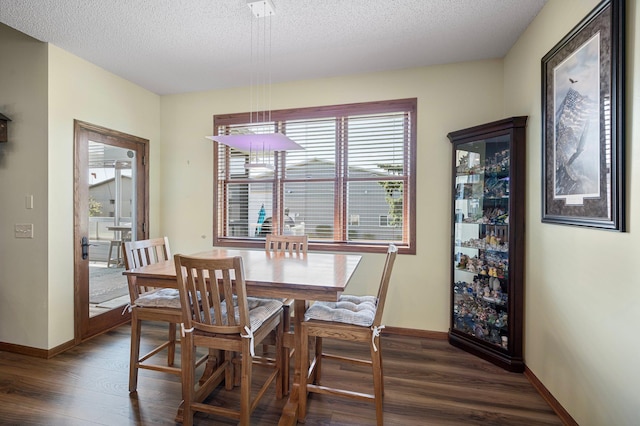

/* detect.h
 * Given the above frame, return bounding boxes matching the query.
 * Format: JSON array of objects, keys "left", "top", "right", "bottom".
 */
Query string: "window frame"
[{"left": 213, "top": 98, "right": 417, "bottom": 254}]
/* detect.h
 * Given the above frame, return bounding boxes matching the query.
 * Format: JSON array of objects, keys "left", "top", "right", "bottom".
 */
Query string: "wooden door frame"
[{"left": 73, "top": 120, "right": 149, "bottom": 343}]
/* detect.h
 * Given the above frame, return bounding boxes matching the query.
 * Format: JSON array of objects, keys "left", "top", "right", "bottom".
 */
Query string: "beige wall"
[
  {"left": 504, "top": 0, "right": 639, "bottom": 424},
  {"left": 47, "top": 45, "right": 161, "bottom": 346},
  {"left": 0, "top": 24, "right": 161, "bottom": 350},
  {"left": 0, "top": 24, "right": 49, "bottom": 348},
  {"left": 159, "top": 61, "right": 505, "bottom": 331}
]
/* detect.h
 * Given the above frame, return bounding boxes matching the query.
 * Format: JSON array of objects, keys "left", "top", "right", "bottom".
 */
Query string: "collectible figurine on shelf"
[
  {"left": 490, "top": 276, "right": 501, "bottom": 291},
  {"left": 474, "top": 324, "right": 485, "bottom": 339},
  {"left": 457, "top": 253, "right": 468, "bottom": 269},
  {"left": 488, "top": 266, "right": 497, "bottom": 277}
]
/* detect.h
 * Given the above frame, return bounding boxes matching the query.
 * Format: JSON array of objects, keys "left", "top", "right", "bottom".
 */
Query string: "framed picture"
[{"left": 541, "top": 0, "right": 625, "bottom": 230}]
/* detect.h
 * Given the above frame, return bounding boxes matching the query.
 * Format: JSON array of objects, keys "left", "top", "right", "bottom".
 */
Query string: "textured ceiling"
[{"left": 0, "top": 0, "right": 547, "bottom": 95}]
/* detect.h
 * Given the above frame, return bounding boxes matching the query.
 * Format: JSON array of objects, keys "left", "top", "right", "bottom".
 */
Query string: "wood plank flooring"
[{"left": 0, "top": 323, "right": 562, "bottom": 425}]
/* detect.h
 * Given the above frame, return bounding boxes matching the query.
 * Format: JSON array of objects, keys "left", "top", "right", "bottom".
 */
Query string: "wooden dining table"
[{"left": 123, "top": 247, "right": 362, "bottom": 425}]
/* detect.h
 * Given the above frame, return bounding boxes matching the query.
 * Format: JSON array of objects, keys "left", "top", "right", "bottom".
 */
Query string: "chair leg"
[
  {"left": 282, "top": 346, "right": 291, "bottom": 396},
  {"left": 282, "top": 304, "right": 291, "bottom": 396},
  {"left": 275, "top": 317, "right": 284, "bottom": 400},
  {"left": 370, "top": 337, "right": 384, "bottom": 426},
  {"left": 314, "top": 336, "right": 323, "bottom": 385},
  {"left": 378, "top": 344, "right": 385, "bottom": 397},
  {"left": 167, "top": 323, "right": 177, "bottom": 366},
  {"left": 233, "top": 352, "right": 240, "bottom": 387},
  {"left": 226, "top": 350, "right": 235, "bottom": 391},
  {"left": 129, "top": 315, "right": 142, "bottom": 392},
  {"left": 107, "top": 241, "right": 116, "bottom": 268},
  {"left": 299, "top": 323, "right": 310, "bottom": 422},
  {"left": 181, "top": 333, "right": 195, "bottom": 426},
  {"left": 240, "top": 343, "right": 252, "bottom": 426}
]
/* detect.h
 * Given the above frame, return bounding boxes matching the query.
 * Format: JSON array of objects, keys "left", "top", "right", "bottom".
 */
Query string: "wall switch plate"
[
  {"left": 15, "top": 223, "right": 34, "bottom": 238},
  {"left": 25, "top": 195, "right": 33, "bottom": 209}
]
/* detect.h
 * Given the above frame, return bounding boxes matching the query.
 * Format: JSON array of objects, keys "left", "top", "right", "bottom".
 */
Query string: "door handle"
[{"left": 81, "top": 236, "right": 96, "bottom": 260}]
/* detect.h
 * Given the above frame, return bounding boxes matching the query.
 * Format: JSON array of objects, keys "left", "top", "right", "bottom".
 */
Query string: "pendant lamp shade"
[
  {"left": 206, "top": 0, "right": 302, "bottom": 163},
  {"left": 205, "top": 133, "right": 303, "bottom": 152}
]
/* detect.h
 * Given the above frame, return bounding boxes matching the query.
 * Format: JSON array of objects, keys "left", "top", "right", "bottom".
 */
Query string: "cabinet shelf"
[{"left": 448, "top": 116, "right": 527, "bottom": 373}]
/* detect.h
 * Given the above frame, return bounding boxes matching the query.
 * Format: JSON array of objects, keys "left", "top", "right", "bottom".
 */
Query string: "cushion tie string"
[
  {"left": 181, "top": 323, "right": 194, "bottom": 337},
  {"left": 241, "top": 325, "right": 255, "bottom": 357},
  {"left": 371, "top": 325, "right": 385, "bottom": 352},
  {"left": 121, "top": 303, "right": 136, "bottom": 315}
]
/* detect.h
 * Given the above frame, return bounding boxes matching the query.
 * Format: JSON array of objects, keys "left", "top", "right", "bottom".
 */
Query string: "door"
[{"left": 74, "top": 120, "right": 149, "bottom": 342}]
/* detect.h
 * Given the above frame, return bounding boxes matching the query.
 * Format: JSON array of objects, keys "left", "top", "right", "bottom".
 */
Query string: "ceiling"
[{"left": 0, "top": 0, "right": 547, "bottom": 95}]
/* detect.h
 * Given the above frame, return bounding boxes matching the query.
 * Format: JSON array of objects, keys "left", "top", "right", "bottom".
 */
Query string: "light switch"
[
  {"left": 15, "top": 223, "right": 34, "bottom": 238},
  {"left": 25, "top": 195, "right": 33, "bottom": 209}
]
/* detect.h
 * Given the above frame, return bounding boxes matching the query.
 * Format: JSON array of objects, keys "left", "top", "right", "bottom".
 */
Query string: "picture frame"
[{"left": 541, "top": 0, "right": 625, "bottom": 230}]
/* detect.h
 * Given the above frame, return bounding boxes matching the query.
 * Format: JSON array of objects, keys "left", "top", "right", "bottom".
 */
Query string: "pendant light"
[{"left": 206, "top": 0, "right": 303, "bottom": 170}]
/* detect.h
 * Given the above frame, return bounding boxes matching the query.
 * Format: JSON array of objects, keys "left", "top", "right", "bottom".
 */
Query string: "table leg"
[{"left": 278, "top": 299, "right": 306, "bottom": 425}]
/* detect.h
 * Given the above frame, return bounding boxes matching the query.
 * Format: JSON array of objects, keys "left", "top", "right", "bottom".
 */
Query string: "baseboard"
[
  {"left": 0, "top": 338, "right": 75, "bottom": 359},
  {"left": 524, "top": 367, "right": 578, "bottom": 426},
  {"left": 383, "top": 326, "right": 448, "bottom": 340}
]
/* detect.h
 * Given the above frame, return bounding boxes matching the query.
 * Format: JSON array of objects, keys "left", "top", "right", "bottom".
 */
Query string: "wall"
[
  {"left": 0, "top": 23, "right": 162, "bottom": 350},
  {"left": 504, "top": 0, "right": 639, "bottom": 424},
  {"left": 47, "top": 45, "right": 161, "bottom": 347},
  {"left": 0, "top": 24, "right": 49, "bottom": 348},
  {"left": 160, "top": 61, "right": 505, "bottom": 331}
]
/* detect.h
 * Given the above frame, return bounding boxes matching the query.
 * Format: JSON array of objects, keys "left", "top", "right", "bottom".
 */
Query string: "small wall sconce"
[{"left": 0, "top": 113, "right": 11, "bottom": 143}]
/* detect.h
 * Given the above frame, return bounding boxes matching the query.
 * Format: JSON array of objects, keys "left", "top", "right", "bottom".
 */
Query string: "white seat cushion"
[
  {"left": 134, "top": 288, "right": 181, "bottom": 309},
  {"left": 247, "top": 297, "right": 283, "bottom": 330},
  {"left": 304, "top": 294, "right": 378, "bottom": 327},
  {"left": 205, "top": 296, "right": 283, "bottom": 331}
]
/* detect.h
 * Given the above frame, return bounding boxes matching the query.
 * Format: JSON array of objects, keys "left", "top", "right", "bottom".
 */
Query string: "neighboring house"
[
  {"left": 229, "top": 158, "right": 403, "bottom": 241},
  {"left": 89, "top": 175, "right": 133, "bottom": 218},
  {"left": 88, "top": 176, "right": 133, "bottom": 248}
]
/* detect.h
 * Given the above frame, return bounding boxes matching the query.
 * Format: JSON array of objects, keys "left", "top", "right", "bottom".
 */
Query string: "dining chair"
[
  {"left": 264, "top": 233, "right": 308, "bottom": 395},
  {"left": 265, "top": 233, "right": 308, "bottom": 255},
  {"left": 108, "top": 225, "right": 132, "bottom": 268},
  {"left": 299, "top": 244, "right": 398, "bottom": 426},
  {"left": 175, "top": 254, "right": 285, "bottom": 426},
  {"left": 123, "top": 237, "right": 206, "bottom": 393},
  {"left": 107, "top": 239, "right": 123, "bottom": 268}
]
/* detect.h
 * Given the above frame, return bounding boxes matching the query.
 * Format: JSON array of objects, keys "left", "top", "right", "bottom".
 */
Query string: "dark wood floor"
[{"left": 0, "top": 323, "right": 562, "bottom": 425}]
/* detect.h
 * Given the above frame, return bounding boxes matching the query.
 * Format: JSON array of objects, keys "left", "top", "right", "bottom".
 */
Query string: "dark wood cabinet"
[
  {"left": 447, "top": 116, "right": 527, "bottom": 372},
  {"left": 0, "top": 120, "right": 7, "bottom": 142}
]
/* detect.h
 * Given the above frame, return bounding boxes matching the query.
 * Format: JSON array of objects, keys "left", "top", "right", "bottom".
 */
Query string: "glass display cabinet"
[{"left": 447, "top": 117, "right": 527, "bottom": 372}]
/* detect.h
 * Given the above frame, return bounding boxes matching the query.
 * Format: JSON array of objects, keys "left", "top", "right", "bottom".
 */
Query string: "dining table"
[
  {"left": 123, "top": 247, "right": 362, "bottom": 425},
  {"left": 107, "top": 224, "right": 132, "bottom": 240}
]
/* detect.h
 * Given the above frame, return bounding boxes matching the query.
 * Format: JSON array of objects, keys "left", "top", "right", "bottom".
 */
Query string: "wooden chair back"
[
  {"left": 265, "top": 234, "right": 308, "bottom": 256},
  {"left": 123, "top": 237, "right": 171, "bottom": 269},
  {"left": 373, "top": 244, "right": 398, "bottom": 326},
  {"left": 175, "top": 255, "right": 250, "bottom": 336},
  {"left": 123, "top": 237, "right": 171, "bottom": 299}
]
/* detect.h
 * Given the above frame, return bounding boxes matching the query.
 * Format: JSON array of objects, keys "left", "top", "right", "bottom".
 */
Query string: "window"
[{"left": 213, "top": 98, "right": 416, "bottom": 254}]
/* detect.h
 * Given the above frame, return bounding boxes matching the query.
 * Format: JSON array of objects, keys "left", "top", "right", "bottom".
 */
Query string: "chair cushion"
[
  {"left": 247, "top": 297, "right": 284, "bottom": 330},
  {"left": 304, "top": 294, "right": 378, "bottom": 327},
  {"left": 206, "top": 296, "right": 283, "bottom": 331},
  {"left": 134, "top": 288, "right": 181, "bottom": 309}
]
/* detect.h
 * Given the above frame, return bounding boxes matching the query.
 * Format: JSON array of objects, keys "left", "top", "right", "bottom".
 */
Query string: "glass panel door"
[
  {"left": 74, "top": 120, "right": 148, "bottom": 341},
  {"left": 88, "top": 142, "right": 136, "bottom": 317}
]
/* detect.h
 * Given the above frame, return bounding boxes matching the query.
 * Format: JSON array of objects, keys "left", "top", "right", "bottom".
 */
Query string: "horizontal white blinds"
[{"left": 215, "top": 99, "right": 414, "bottom": 246}]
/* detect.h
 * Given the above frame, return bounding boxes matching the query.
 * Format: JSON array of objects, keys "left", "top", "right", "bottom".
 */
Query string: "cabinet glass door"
[{"left": 452, "top": 136, "right": 510, "bottom": 350}]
